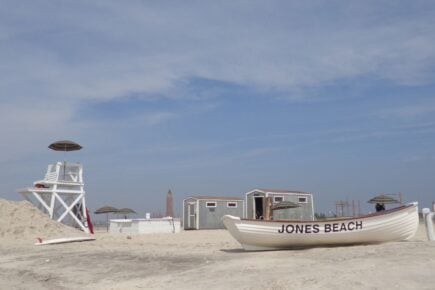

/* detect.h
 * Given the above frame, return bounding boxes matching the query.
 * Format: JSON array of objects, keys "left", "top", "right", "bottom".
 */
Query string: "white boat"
[{"left": 222, "top": 202, "right": 419, "bottom": 251}]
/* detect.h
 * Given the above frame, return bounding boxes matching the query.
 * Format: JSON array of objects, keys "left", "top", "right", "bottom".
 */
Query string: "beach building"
[
  {"left": 245, "top": 188, "right": 314, "bottom": 221},
  {"left": 109, "top": 189, "right": 180, "bottom": 235},
  {"left": 109, "top": 217, "right": 180, "bottom": 234},
  {"left": 183, "top": 196, "right": 244, "bottom": 230}
]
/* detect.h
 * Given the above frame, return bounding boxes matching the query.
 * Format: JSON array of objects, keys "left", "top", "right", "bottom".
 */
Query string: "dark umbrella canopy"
[
  {"left": 116, "top": 207, "right": 136, "bottom": 214},
  {"left": 94, "top": 206, "right": 119, "bottom": 214},
  {"left": 116, "top": 208, "right": 136, "bottom": 214},
  {"left": 49, "top": 140, "right": 82, "bottom": 181},
  {"left": 368, "top": 194, "right": 400, "bottom": 204},
  {"left": 271, "top": 201, "right": 301, "bottom": 211},
  {"left": 49, "top": 140, "right": 82, "bottom": 151},
  {"left": 94, "top": 206, "right": 118, "bottom": 232}
]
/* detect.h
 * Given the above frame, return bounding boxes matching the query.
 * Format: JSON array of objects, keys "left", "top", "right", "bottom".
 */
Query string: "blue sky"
[{"left": 1, "top": 1, "right": 435, "bottom": 216}]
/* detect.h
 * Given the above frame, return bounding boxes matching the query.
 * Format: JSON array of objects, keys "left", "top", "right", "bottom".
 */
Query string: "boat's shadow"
[
  {"left": 220, "top": 243, "right": 380, "bottom": 253},
  {"left": 220, "top": 248, "right": 247, "bottom": 253},
  {"left": 220, "top": 248, "right": 315, "bottom": 253}
]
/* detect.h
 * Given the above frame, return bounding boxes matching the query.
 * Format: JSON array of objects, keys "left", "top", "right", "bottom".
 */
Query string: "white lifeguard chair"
[{"left": 17, "top": 161, "right": 91, "bottom": 233}]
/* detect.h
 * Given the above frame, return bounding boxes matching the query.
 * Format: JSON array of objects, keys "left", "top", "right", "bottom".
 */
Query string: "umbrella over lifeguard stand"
[
  {"left": 17, "top": 140, "right": 92, "bottom": 233},
  {"left": 48, "top": 140, "right": 82, "bottom": 180}
]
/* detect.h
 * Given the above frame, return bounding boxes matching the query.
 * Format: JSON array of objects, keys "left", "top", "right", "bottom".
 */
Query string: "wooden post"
[{"left": 264, "top": 197, "right": 273, "bottom": 220}]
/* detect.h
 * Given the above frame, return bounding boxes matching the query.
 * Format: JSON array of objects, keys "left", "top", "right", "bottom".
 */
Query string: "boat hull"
[{"left": 222, "top": 203, "right": 419, "bottom": 251}]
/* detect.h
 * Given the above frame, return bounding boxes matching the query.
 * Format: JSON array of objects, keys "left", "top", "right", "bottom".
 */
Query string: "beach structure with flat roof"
[
  {"left": 245, "top": 188, "right": 314, "bottom": 221},
  {"left": 109, "top": 217, "right": 180, "bottom": 234},
  {"left": 183, "top": 196, "right": 244, "bottom": 230}
]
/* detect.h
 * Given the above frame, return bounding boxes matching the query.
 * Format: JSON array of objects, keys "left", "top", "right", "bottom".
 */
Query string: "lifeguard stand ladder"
[{"left": 17, "top": 162, "right": 90, "bottom": 233}]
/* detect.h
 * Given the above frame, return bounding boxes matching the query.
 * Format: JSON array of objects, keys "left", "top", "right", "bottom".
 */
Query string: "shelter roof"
[
  {"left": 186, "top": 196, "right": 243, "bottom": 201},
  {"left": 253, "top": 188, "right": 310, "bottom": 195}
]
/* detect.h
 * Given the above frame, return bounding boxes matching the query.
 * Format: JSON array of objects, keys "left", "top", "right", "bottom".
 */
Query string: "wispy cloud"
[
  {"left": 402, "top": 154, "right": 435, "bottom": 163},
  {"left": 141, "top": 112, "right": 178, "bottom": 126},
  {"left": 1, "top": 1, "right": 435, "bottom": 104},
  {"left": 1, "top": 1, "right": 435, "bottom": 206},
  {"left": 375, "top": 103, "right": 435, "bottom": 119}
]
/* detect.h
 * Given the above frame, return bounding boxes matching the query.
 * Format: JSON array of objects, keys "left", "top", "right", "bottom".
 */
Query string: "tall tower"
[{"left": 166, "top": 189, "right": 174, "bottom": 217}]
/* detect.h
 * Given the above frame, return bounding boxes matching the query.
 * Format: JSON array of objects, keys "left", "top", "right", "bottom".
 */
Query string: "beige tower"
[{"left": 166, "top": 189, "right": 174, "bottom": 217}]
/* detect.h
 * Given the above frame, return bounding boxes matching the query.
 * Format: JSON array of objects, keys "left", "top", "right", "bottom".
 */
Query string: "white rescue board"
[{"left": 35, "top": 236, "right": 96, "bottom": 246}]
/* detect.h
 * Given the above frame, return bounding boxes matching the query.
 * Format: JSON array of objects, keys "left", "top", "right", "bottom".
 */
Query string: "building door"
[
  {"left": 254, "top": 197, "right": 264, "bottom": 219},
  {"left": 187, "top": 202, "right": 197, "bottom": 229}
]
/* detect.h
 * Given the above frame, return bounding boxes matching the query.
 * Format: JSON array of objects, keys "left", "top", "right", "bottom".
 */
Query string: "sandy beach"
[{"left": 1, "top": 199, "right": 435, "bottom": 290}]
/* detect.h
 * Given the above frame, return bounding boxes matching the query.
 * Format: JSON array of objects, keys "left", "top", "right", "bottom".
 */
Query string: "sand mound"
[{"left": 0, "top": 198, "right": 88, "bottom": 245}]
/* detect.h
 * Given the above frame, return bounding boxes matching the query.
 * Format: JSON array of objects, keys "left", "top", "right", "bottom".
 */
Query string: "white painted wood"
[
  {"left": 35, "top": 236, "right": 95, "bottom": 245},
  {"left": 223, "top": 202, "right": 419, "bottom": 251},
  {"left": 422, "top": 208, "right": 434, "bottom": 241},
  {"left": 196, "top": 199, "right": 199, "bottom": 230},
  {"left": 17, "top": 162, "right": 90, "bottom": 233}
]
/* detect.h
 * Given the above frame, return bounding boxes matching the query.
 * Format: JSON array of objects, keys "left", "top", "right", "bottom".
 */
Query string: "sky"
[{"left": 1, "top": 0, "right": 435, "bottom": 217}]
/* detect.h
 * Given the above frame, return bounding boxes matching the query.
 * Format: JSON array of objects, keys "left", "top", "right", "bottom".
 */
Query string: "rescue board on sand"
[{"left": 35, "top": 236, "right": 96, "bottom": 246}]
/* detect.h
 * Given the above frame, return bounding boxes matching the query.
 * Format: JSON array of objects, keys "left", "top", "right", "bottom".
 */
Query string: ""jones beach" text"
[{"left": 277, "top": 221, "right": 363, "bottom": 234}]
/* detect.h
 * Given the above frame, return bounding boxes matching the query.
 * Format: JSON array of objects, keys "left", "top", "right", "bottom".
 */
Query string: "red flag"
[{"left": 86, "top": 207, "right": 94, "bottom": 234}]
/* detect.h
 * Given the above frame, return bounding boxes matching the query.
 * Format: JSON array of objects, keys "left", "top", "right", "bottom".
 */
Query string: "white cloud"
[
  {"left": 2, "top": 1, "right": 435, "bottom": 104},
  {"left": 1, "top": 1, "right": 435, "bottom": 162},
  {"left": 375, "top": 104, "right": 435, "bottom": 119},
  {"left": 141, "top": 112, "right": 178, "bottom": 126},
  {"left": 402, "top": 154, "right": 435, "bottom": 163},
  {"left": 0, "top": 103, "right": 78, "bottom": 162}
]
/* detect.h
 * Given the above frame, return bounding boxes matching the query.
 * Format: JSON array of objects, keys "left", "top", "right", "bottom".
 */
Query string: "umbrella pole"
[
  {"left": 63, "top": 146, "right": 66, "bottom": 180},
  {"left": 106, "top": 213, "right": 109, "bottom": 232}
]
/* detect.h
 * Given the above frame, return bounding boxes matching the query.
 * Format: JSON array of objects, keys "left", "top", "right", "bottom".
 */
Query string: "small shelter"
[
  {"left": 245, "top": 188, "right": 314, "bottom": 221},
  {"left": 182, "top": 196, "right": 244, "bottom": 230}
]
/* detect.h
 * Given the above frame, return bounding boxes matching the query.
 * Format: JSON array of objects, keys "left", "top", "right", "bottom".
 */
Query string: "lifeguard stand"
[{"left": 18, "top": 161, "right": 90, "bottom": 233}]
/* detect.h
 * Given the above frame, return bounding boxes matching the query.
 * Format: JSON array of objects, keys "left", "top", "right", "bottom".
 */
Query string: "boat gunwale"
[{"left": 240, "top": 203, "right": 416, "bottom": 223}]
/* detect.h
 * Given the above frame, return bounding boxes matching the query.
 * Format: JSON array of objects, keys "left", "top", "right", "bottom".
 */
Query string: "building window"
[
  {"left": 206, "top": 201, "right": 217, "bottom": 208},
  {"left": 273, "top": 196, "right": 284, "bottom": 203},
  {"left": 298, "top": 196, "right": 308, "bottom": 203},
  {"left": 227, "top": 202, "right": 237, "bottom": 208}
]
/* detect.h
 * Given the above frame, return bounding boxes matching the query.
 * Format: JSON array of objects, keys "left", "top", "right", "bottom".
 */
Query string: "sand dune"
[
  {"left": 0, "top": 199, "right": 89, "bottom": 245},
  {"left": 0, "top": 199, "right": 434, "bottom": 289}
]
